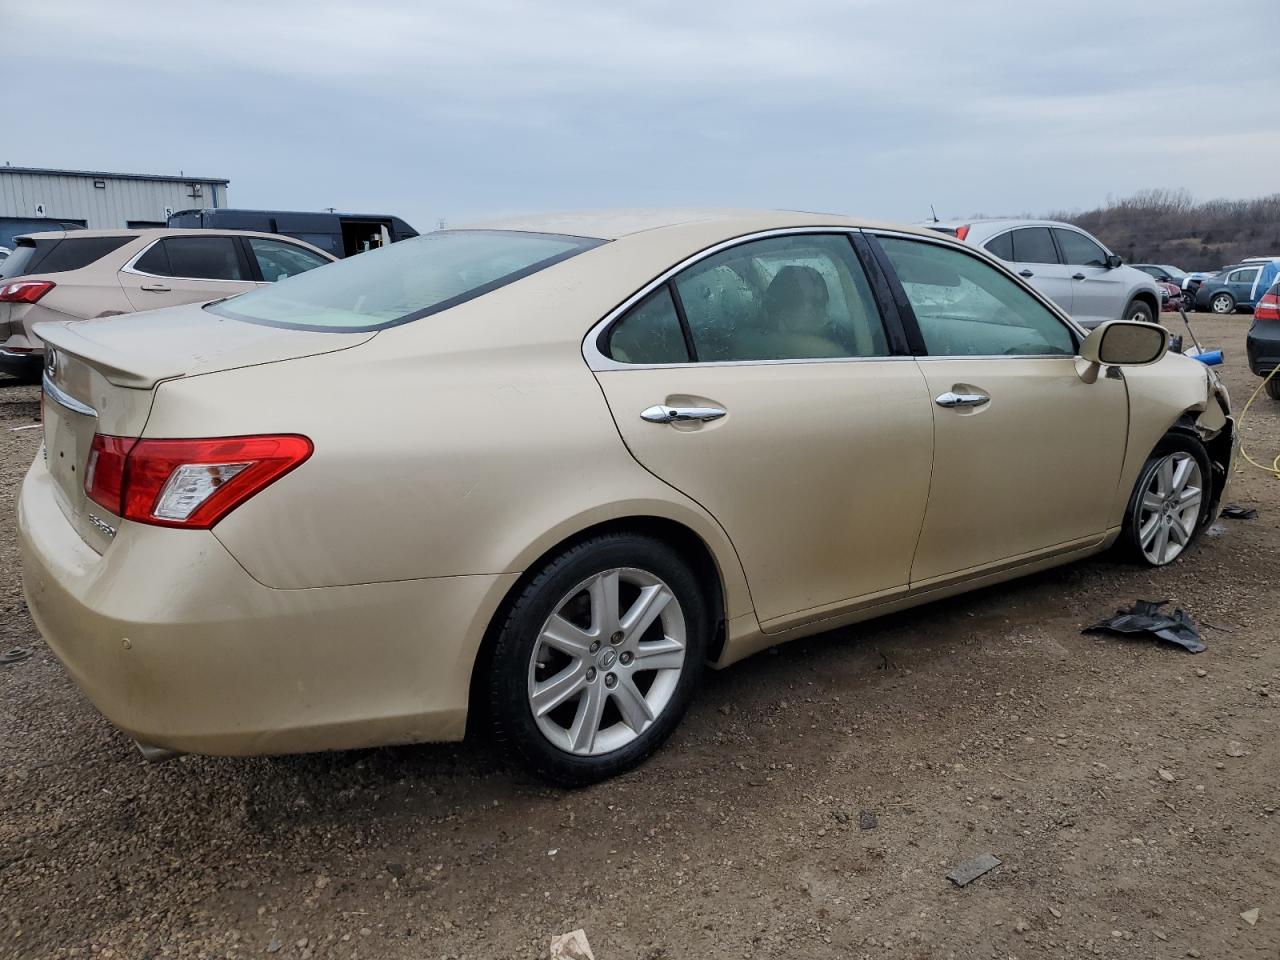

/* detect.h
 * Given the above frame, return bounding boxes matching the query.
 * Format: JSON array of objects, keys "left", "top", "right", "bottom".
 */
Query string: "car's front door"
[
  {"left": 1053, "top": 227, "right": 1125, "bottom": 326},
  {"left": 871, "top": 233, "right": 1130, "bottom": 586},
  {"left": 118, "top": 234, "right": 256, "bottom": 311},
  {"left": 589, "top": 232, "right": 935, "bottom": 629}
]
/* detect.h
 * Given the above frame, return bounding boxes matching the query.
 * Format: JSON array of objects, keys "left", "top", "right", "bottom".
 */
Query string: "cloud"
[{"left": 5, "top": 0, "right": 1276, "bottom": 228}]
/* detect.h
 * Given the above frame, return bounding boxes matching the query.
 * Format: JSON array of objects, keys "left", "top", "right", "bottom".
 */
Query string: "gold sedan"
[{"left": 20, "top": 211, "right": 1236, "bottom": 784}]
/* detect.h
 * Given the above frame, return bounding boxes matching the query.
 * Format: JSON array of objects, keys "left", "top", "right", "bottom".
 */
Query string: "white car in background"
[{"left": 928, "top": 219, "right": 1162, "bottom": 329}]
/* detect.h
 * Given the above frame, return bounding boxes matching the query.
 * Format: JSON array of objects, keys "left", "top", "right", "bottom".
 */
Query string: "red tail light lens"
[
  {"left": 955, "top": 224, "right": 970, "bottom": 241},
  {"left": 1255, "top": 291, "right": 1280, "bottom": 321},
  {"left": 0, "top": 280, "right": 55, "bottom": 303},
  {"left": 84, "top": 434, "right": 312, "bottom": 529}
]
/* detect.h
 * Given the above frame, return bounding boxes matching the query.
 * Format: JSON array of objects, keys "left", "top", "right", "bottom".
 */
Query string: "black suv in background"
[{"left": 167, "top": 208, "right": 418, "bottom": 259}]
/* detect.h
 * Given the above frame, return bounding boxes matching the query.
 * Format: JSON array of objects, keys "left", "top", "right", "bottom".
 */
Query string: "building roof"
[{"left": 0, "top": 165, "right": 229, "bottom": 185}]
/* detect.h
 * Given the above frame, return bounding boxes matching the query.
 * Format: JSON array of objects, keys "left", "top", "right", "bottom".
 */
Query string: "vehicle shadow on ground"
[{"left": 221, "top": 556, "right": 1120, "bottom": 829}]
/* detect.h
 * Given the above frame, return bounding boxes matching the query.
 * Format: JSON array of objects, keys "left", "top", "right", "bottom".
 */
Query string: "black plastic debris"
[
  {"left": 858, "top": 810, "right": 878, "bottom": 831},
  {"left": 0, "top": 647, "right": 32, "bottom": 665},
  {"left": 1084, "top": 600, "right": 1205, "bottom": 653},
  {"left": 1221, "top": 504, "right": 1259, "bottom": 520},
  {"left": 947, "top": 853, "right": 1001, "bottom": 887}
]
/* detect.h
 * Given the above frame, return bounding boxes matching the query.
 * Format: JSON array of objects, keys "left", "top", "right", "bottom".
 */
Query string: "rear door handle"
[
  {"left": 140, "top": 283, "right": 171, "bottom": 292},
  {"left": 935, "top": 391, "right": 989, "bottom": 409},
  {"left": 1019, "top": 269, "right": 1034, "bottom": 278},
  {"left": 1072, "top": 272, "right": 1086, "bottom": 280},
  {"left": 641, "top": 404, "right": 726, "bottom": 424}
]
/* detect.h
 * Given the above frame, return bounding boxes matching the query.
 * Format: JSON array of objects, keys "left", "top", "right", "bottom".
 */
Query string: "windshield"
[{"left": 209, "top": 229, "right": 604, "bottom": 332}]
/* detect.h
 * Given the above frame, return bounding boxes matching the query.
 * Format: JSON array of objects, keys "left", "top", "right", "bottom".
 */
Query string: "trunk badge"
[{"left": 87, "top": 514, "right": 117, "bottom": 539}]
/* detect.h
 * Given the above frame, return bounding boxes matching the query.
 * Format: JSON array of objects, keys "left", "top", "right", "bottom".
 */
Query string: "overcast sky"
[{"left": 7, "top": 0, "right": 1276, "bottom": 231}]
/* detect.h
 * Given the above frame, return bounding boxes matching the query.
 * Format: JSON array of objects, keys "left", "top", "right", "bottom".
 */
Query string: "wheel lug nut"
[
  {"left": 619, "top": 651, "right": 633, "bottom": 666},
  {"left": 604, "top": 673, "right": 617, "bottom": 688},
  {"left": 589, "top": 640, "right": 601, "bottom": 653},
  {"left": 586, "top": 667, "right": 597, "bottom": 682},
  {"left": 610, "top": 631, "right": 624, "bottom": 645}
]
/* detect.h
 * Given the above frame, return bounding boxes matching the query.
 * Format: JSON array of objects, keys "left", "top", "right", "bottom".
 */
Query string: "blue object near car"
[{"left": 1194, "top": 258, "right": 1280, "bottom": 314}]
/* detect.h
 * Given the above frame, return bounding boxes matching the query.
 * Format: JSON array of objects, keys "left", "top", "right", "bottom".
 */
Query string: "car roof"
[
  {"left": 462, "top": 208, "right": 937, "bottom": 242},
  {"left": 924, "top": 217, "right": 1081, "bottom": 232},
  {"left": 13, "top": 227, "right": 333, "bottom": 245}
]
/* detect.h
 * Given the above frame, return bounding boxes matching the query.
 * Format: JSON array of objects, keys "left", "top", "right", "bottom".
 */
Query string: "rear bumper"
[
  {"left": 1246, "top": 323, "right": 1280, "bottom": 377},
  {"left": 19, "top": 453, "right": 517, "bottom": 755}
]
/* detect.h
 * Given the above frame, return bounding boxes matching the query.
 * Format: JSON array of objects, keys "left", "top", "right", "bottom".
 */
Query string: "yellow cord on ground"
[{"left": 1235, "top": 362, "right": 1280, "bottom": 478}]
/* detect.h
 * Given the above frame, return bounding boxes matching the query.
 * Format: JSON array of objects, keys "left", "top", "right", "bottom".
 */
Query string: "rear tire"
[
  {"left": 1125, "top": 299, "right": 1155, "bottom": 324},
  {"left": 1121, "top": 434, "right": 1212, "bottom": 567},
  {"left": 1265, "top": 377, "right": 1280, "bottom": 401},
  {"left": 1210, "top": 292, "right": 1235, "bottom": 315},
  {"left": 485, "top": 532, "right": 708, "bottom": 786}
]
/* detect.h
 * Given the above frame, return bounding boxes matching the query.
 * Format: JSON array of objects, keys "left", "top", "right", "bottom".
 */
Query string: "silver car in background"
[{"left": 929, "top": 219, "right": 1162, "bottom": 329}]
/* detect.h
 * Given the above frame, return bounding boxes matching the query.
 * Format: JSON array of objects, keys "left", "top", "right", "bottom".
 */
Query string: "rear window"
[
  {"left": 0, "top": 242, "right": 39, "bottom": 279},
  {"left": 209, "top": 230, "right": 604, "bottom": 332},
  {"left": 0, "top": 236, "right": 131, "bottom": 278}
]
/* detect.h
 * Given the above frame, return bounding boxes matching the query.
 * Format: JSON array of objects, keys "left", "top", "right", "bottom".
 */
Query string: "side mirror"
[
  {"left": 1105, "top": 254, "right": 1124, "bottom": 269},
  {"left": 1078, "top": 320, "right": 1167, "bottom": 383}
]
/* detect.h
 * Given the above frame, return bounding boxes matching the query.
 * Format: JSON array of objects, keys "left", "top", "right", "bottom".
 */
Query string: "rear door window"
[
  {"left": 1010, "top": 228, "right": 1059, "bottom": 264},
  {"left": 163, "top": 236, "right": 250, "bottom": 280},
  {"left": 136, "top": 237, "right": 250, "bottom": 281}
]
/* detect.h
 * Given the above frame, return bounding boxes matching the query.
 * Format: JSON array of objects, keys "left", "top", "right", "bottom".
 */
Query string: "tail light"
[
  {"left": 85, "top": 434, "right": 312, "bottom": 529},
  {"left": 0, "top": 280, "right": 55, "bottom": 303},
  {"left": 1256, "top": 290, "right": 1280, "bottom": 322},
  {"left": 955, "top": 224, "right": 970, "bottom": 241}
]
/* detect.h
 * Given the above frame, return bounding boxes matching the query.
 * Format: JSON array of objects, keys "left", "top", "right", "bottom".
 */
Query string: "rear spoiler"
[{"left": 32, "top": 320, "right": 184, "bottom": 389}]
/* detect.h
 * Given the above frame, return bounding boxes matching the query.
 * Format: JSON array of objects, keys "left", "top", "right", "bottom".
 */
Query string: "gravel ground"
[{"left": 1, "top": 314, "right": 1277, "bottom": 960}]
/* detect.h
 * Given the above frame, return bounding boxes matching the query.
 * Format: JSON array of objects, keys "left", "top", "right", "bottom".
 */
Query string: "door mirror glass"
[
  {"left": 1081, "top": 320, "right": 1167, "bottom": 367},
  {"left": 1105, "top": 254, "right": 1124, "bottom": 269}
]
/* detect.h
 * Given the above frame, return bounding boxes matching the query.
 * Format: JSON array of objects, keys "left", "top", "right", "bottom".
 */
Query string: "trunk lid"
[{"left": 36, "top": 301, "right": 374, "bottom": 552}]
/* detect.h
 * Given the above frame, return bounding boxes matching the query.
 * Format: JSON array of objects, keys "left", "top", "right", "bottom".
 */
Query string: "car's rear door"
[
  {"left": 588, "top": 231, "right": 935, "bottom": 630},
  {"left": 1053, "top": 227, "right": 1125, "bottom": 326},
  {"left": 118, "top": 235, "right": 256, "bottom": 311},
  {"left": 869, "top": 231, "right": 1129, "bottom": 586},
  {"left": 1006, "top": 226, "right": 1076, "bottom": 317}
]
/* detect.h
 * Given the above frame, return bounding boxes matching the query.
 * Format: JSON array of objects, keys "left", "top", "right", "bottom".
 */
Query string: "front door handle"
[
  {"left": 1019, "top": 269, "right": 1034, "bottom": 278},
  {"left": 1072, "top": 272, "right": 1087, "bottom": 280},
  {"left": 140, "top": 283, "right": 171, "bottom": 292},
  {"left": 641, "top": 404, "right": 726, "bottom": 424},
  {"left": 935, "top": 391, "right": 990, "bottom": 409}
]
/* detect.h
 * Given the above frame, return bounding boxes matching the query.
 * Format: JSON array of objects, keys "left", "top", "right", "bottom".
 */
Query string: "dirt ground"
[{"left": 1, "top": 314, "right": 1276, "bottom": 960}]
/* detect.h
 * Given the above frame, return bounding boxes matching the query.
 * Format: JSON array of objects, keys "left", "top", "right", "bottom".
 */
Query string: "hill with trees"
[{"left": 1050, "top": 189, "right": 1280, "bottom": 271}]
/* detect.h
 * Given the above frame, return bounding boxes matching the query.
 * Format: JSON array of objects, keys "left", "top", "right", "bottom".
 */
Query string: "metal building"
[{"left": 0, "top": 165, "right": 230, "bottom": 248}]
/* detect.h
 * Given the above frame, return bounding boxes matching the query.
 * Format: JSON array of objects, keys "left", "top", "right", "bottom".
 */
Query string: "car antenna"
[{"left": 929, "top": 204, "right": 939, "bottom": 223}]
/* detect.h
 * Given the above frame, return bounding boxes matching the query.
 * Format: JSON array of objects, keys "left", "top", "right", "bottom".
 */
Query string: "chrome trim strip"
[
  {"left": 120, "top": 237, "right": 245, "bottom": 284},
  {"left": 867, "top": 227, "right": 1089, "bottom": 338},
  {"left": 582, "top": 225, "right": 1087, "bottom": 372},
  {"left": 42, "top": 372, "right": 97, "bottom": 417}
]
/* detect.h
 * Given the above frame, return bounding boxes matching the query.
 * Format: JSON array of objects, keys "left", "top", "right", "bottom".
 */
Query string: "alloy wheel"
[
  {"left": 527, "top": 568, "right": 687, "bottom": 756},
  {"left": 1137, "top": 452, "right": 1203, "bottom": 565},
  {"left": 1211, "top": 294, "right": 1233, "bottom": 314}
]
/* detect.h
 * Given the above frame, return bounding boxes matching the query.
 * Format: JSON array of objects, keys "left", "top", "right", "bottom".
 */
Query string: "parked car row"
[{"left": 0, "top": 228, "right": 336, "bottom": 379}]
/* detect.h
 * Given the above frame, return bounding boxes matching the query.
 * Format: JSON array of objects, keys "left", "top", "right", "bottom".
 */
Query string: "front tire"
[
  {"left": 485, "top": 533, "right": 708, "bottom": 786},
  {"left": 1126, "top": 299, "right": 1155, "bottom": 324},
  {"left": 1265, "top": 377, "right": 1280, "bottom": 401},
  {"left": 1121, "top": 435, "right": 1212, "bottom": 566},
  {"left": 1210, "top": 292, "right": 1235, "bottom": 315}
]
